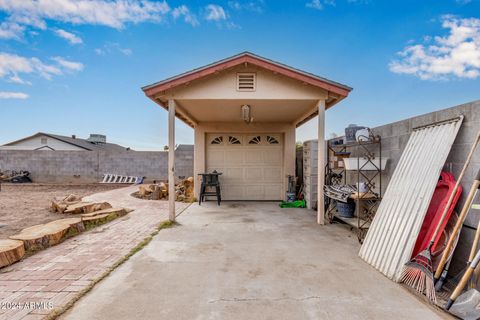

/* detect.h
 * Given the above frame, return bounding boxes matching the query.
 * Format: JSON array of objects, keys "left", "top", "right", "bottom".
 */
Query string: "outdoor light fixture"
[{"left": 241, "top": 104, "right": 253, "bottom": 123}]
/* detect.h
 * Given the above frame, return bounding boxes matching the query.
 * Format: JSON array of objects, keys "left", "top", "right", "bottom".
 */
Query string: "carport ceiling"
[{"left": 175, "top": 99, "right": 317, "bottom": 123}]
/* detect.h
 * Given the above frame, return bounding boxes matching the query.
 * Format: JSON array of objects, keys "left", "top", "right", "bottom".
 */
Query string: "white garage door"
[{"left": 206, "top": 133, "right": 284, "bottom": 200}]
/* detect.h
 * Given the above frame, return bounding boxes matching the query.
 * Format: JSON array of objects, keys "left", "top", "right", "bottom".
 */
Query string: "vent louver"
[{"left": 236, "top": 73, "right": 256, "bottom": 91}]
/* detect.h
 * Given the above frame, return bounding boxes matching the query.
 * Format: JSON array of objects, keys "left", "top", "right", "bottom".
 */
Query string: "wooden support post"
[
  {"left": 317, "top": 100, "right": 326, "bottom": 225},
  {"left": 168, "top": 99, "right": 176, "bottom": 222}
]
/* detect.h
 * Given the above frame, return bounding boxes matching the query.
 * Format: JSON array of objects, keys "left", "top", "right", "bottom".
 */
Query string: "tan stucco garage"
[{"left": 142, "top": 52, "right": 352, "bottom": 223}]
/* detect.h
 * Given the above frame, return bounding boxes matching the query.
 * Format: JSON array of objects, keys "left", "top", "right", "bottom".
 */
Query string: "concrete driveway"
[{"left": 62, "top": 202, "right": 446, "bottom": 320}]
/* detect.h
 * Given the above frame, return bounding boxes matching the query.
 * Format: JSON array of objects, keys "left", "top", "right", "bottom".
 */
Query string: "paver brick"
[{"left": 0, "top": 186, "right": 188, "bottom": 319}]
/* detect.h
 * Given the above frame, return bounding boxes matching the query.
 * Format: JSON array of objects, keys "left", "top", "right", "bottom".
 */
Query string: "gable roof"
[
  {"left": 4, "top": 132, "right": 130, "bottom": 151},
  {"left": 142, "top": 51, "right": 352, "bottom": 99}
]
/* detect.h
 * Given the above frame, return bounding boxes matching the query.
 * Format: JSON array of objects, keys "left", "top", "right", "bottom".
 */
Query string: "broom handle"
[
  {"left": 468, "top": 219, "right": 480, "bottom": 263},
  {"left": 429, "top": 131, "right": 480, "bottom": 248},
  {"left": 435, "top": 169, "right": 480, "bottom": 280},
  {"left": 434, "top": 131, "right": 480, "bottom": 280},
  {"left": 446, "top": 248, "right": 480, "bottom": 310}
]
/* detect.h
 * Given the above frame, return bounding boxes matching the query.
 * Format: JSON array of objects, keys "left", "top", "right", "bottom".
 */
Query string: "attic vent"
[{"left": 236, "top": 73, "right": 256, "bottom": 91}]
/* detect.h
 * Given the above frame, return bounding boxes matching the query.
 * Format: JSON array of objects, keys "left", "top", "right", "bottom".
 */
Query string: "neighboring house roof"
[
  {"left": 142, "top": 51, "right": 352, "bottom": 99},
  {"left": 4, "top": 132, "right": 130, "bottom": 151}
]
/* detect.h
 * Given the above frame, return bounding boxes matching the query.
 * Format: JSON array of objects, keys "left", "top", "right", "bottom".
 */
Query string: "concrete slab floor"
[{"left": 62, "top": 202, "right": 448, "bottom": 320}]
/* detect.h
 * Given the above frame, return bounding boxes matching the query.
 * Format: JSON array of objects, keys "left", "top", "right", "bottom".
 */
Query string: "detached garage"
[{"left": 142, "top": 52, "right": 352, "bottom": 223}]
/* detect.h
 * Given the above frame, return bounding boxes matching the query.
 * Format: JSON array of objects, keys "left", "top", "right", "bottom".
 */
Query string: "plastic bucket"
[
  {"left": 337, "top": 200, "right": 355, "bottom": 218},
  {"left": 286, "top": 192, "right": 296, "bottom": 203},
  {"left": 345, "top": 124, "right": 367, "bottom": 143}
]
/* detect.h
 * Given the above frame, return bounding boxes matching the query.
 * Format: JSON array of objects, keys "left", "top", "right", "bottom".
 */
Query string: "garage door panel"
[
  {"left": 207, "top": 150, "right": 225, "bottom": 166},
  {"left": 264, "top": 168, "right": 282, "bottom": 182},
  {"left": 264, "top": 149, "right": 282, "bottom": 165},
  {"left": 222, "top": 185, "right": 244, "bottom": 200},
  {"left": 245, "top": 186, "right": 264, "bottom": 200},
  {"left": 224, "top": 168, "right": 244, "bottom": 183},
  {"left": 245, "top": 149, "right": 264, "bottom": 164},
  {"left": 245, "top": 167, "right": 263, "bottom": 180},
  {"left": 225, "top": 150, "right": 244, "bottom": 164},
  {"left": 265, "top": 185, "right": 283, "bottom": 200}
]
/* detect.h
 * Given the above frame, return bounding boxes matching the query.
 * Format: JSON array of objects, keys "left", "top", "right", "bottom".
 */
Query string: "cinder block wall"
[
  {"left": 327, "top": 100, "right": 479, "bottom": 275},
  {"left": 0, "top": 148, "right": 194, "bottom": 183}
]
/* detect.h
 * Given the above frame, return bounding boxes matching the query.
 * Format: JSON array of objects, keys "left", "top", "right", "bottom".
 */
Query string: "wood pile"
[
  {"left": 51, "top": 194, "right": 112, "bottom": 214},
  {"left": 134, "top": 177, "right": 194, "bottom": 202},
  {"left": 175, "top": 177, "right": 194, "bottom": 202}
]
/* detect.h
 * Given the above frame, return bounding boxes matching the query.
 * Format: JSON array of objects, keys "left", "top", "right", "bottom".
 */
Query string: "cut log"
[
  {"left": 63, "top": 194, "right": 80, "bottom": 203},
  {"left": 138, "top": 185, "right": 151, "bottom": 197},
  {"left": 64, "top": 202, "right": 96, "bottom": 214},
  {"left": 51, "top": 218, "right": 85, "bottom": 234},
  {"left": 50, "top": 200, "right": 67, "bottom": 213},
  {"left": 88, "top": 202, "right": 112, "bottom": 213},
  {"left": 151, "top": 185, "right": 161, "bottom": 200},
  {"left": 81, "top": 207, "right": 126, "bottom": 219},
  {"left": 0, "top": 239, "right": 25, "bottom": 268},
  {"left": 9, "top": 218, "right": 84, "bottom": 251},
  {"left": 82, "top": 208, "right": 127, "bottom": 227},
  {"left": 10, "top": 224, "right": 68, "bottom": 251},
  {"left": 82, "top": 213, "right": 115, "bottom": 226}
]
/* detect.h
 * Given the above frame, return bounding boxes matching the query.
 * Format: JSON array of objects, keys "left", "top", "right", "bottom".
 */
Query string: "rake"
[{"left": 400, "top": 131, "right": 480, "bottom": 303}]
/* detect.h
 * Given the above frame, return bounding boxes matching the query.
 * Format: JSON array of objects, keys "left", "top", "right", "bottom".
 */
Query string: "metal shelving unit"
[{"left": 325, "top": 136, "right": 382, "bottom": 243}]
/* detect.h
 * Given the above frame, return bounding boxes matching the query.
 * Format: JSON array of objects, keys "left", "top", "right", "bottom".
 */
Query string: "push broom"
[{"left": 400, "top": 131, "right": 480, "bottom": 303}]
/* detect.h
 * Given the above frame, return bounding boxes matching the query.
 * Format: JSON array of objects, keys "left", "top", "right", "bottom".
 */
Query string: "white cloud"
[
  {"left": 0, "top": 21, "right": 25, "bottom": 39},
  {"left": 172, "top": 5, "right": 199, "bottom": 26},
  {"left": 54, "top": 29, "right": 82, "bottom": 44},
  {"left": 51, "top": 57, "right": 84, "bottom": 71},
  {"left": 389, "top": 15, "right": 480, "bottom": 80},
  {"left": 118, "top": 48, "right": 132, "bottom": 56},
  {"left": 228, "top": 1, "right": 265, "bottom": 13},
  {"left": 0, "top": 0, "right": 172, "bottom": 40},
  {"left": 0, "top": 91, "right": 29, "bottom": 99},
  {"left": 0, "top": 0, "right": 171, "bottom": 29},
  {"left": 306, "top": 0, "right": 336, "bottom": 10},
  {"left": 94, "top": 42, "right": 132, "bottom": 56},
  {"left": 0, "top": 52, "right": 83, "bottom": 83},
  {"left": 95, "top": 48, "right": 106, "bottom": 56},
  {"left": 205, "top": 4, "right": 227, "bottom": 21}
]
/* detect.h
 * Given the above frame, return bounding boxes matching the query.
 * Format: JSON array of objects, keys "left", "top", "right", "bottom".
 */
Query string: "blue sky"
[{"left": 1, "top": 0, "right": 479, "bottom": 150}]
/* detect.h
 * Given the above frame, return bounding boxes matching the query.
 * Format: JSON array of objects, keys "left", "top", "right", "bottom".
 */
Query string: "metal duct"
[{"left": 359, "top": 116, "right": 464, "bottom": 282}]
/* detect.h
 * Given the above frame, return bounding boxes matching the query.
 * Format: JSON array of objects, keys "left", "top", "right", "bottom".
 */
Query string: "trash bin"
[{"left": 337, "top": 200, "right": 355, "bottom": 218}]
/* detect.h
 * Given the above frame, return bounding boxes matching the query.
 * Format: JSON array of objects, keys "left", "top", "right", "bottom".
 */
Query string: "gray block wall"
[
  {"left": 326, "top": 100, "right": 479, "bottom": 275},
  {"left": 0, "top": 147, "right": 194, "bottom": 183}
]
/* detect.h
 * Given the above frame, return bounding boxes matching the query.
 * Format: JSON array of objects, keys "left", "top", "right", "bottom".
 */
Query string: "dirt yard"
[{"left": 0, "top": 184, "right": 124, "bottom": 238}]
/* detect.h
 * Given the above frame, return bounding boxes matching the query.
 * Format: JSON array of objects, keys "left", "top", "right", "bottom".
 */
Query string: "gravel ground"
[{"left": 0, "top": 183, "right": 124, "bottom": 238}]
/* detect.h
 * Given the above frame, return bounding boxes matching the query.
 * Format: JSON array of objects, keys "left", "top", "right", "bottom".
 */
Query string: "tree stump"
[
  {"left": 64, "top": 202, "right": 96, "bottom": 214},
  {"left": 88, "top": 202, "right": 112, "bottom": 213},
  {"left": 0, "top": 240, "right": 25, "bottom": 268},
  {"left": 9, "top": 218, "right": 84, "bottom": 251},
  {"left": 82, "top": 208, "right": 127, "bottom": 228},
  {"left": 81, "top": 207, "right": 126, "bottom": 219}
]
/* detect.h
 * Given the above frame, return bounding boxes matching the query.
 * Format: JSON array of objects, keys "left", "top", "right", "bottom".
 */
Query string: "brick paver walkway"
[{"left": 0, "top": 186, "right": 189, "bottom": 320}]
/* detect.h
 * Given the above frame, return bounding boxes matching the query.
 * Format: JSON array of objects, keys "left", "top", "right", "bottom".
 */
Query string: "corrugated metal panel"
[{"left": 359, "top": 116, "right": 464, "bottom": 282}]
